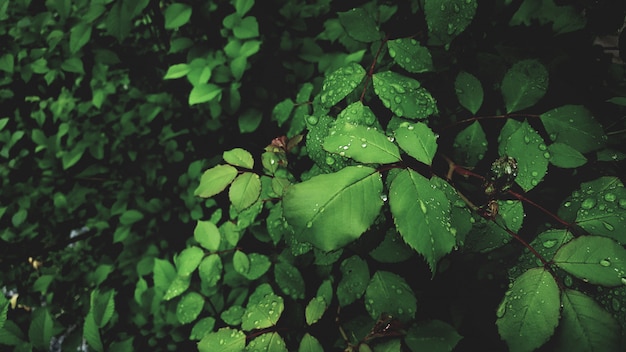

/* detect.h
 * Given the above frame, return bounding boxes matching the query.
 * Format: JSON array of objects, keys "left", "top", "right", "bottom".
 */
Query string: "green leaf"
[
  {"left": 556, "top": 289, "right": 620, "bottom": 352},
  {"left": 424, "top": 0, "right": 478, "bottom": 46},
  {"left": 387, "top": 38, "right": 433, "bottom": 73},
  {"left": 0, "top": 54, "right": 14, "bottom": 73},
  {"left": 365, "top": 271, "right": 416, "bottom": 322},
  {"left": 319, "top": 63, "right": 366, "bottom": 108},
  {"left": 389, "top": 170, "right": 455, "bottom": 272},
  {"left": 274, "top": 261, "right": 305, "bottom": 299},
  {"left": 246, "top": 332, "right": 288, "bottom": 351},
  {"left": 298, "top": 333, "right": 324, "bottom": 352},
  {"left": 28, "top": 308, "right": 54, "bottom": 350},
  {"left": 496, "top": 268, "right": 560, "bottom": 352},
  {"left": 323, "top": 122, "right": 401, "bottom": 164},
  {"left": 229, "top": 172, "right": 261, "bottom": 211},
  {"left": 164, "top": 275, "right": 191, "bottom": 300},
  {"left": 501, "top": 59, "right": 548, "bottom": 113},
  {"left": 120, "top": 209, "right": 144, "bottom": 225},
  {"left": 405, "top": 320, "right": 463, "bottom": 352},
  {"left": 194, "top": 220, "right": 221, "bottom": 251},
  {"left": 455, "top": 71, "right": 483, "bottom": 114},
  {"left": 189, "top": 83, "right": 222, "bottom": 105},
  {"left": 465, "top": 200, "right": 524, "bottom": 253},
  {"left": 241, "top": 253, "right": 271, "bottom": 280},
  {"left": 163, "top": 63, "right": 190, "bottom": 79},
  {"left": 223, "top": 148, "right": 254, "bottom": 169},
  {"left": 272, "top": 98, "right": 294, "bottom": 126},
  {"left": 199, "top": 254, "right": 223, "bottom": 287},
  {"left": 62, "top": 145, "right": 85, "bottom": 170},
  {"left": 190, "top": 317, "right": 216, "bottom": 341},
  {"left": 153, "top": 258, "right": 177, "bottom": 292},
  {"left": 372, "top": 71, "right": 437, "bottom": 119},
  {"left": 164, "top": 3, "right": 192, "bottom": 29},
  {"left": 195, "top": 164, "right": 238, "bottom": 198},
  {"left": 234, "top": 0, "right": 254, "bottom": 16},
  {"left": 70, "top": 22, "right": 92, "bottom": 54},
  {"left": 221, "top": 305, "right": 245, "bottom": 326},
  {"left": 337, "top": 255, "right": 369, "bottom": 306},
  {"left": 369, "top": 228, "right": 414, "bottom": 263},
  {"left": 574, "top": 185, "right": 626, "bottom": 241},
  {"left": 393, "top": 121, "right": 438, "bottom": 165},
  {"left": 338, "top": 8, "right": 381, "bottom": 42},
  {"left": 283, "top": 166, "right": 383, "bottom": 251},
  {"left": 453, "top": 121, "right": 487, "bottom": 166},
  {"left": 90, "top": 289, "right": 116, "bottom": 328},
  {"left": 233, "top": 16, "right": 259, "bottom": 39},
  {"left": 553, "top": 236, "right": 626, "bottom": 287},
  {"left": 498, "top": 119, "right": 549, "bottom": 191},
  {"left": 176, "top": 246, "right": 204, "bottom": 277},
  {"left": 241, "top": 292, "right": 284, "bottom": 331},
  {"left": 232, "top": 249, "right": 250, "bottom": 276},
  {"left": 176, "top": 292, "right": 204, "bottom": 324},
  {"left": 335, "top": 101, "right": 378, "bottom": 127},
  {"left": 238, "top": 109, "right": 262, "bottom": 133},
  {"left": 231, "top": 56, "right": 247, "bottom": 81},
  {"left": 540, "top": 105, "right": 606, "bottom": 153},
  {"left": 61, "top": 57, "right": 84, "bottom": 74},
  {"left": 198, "top": 328, "right": 246, "bottom": 352},
  {"left": 547, "top": 142, "right": 587, "bottom": 168},
  {"left": 83, "top": 312, "right": 103, "bottom": 352},
  {"left": 305, "top": 297, "right": 327, "bottom": 325}
]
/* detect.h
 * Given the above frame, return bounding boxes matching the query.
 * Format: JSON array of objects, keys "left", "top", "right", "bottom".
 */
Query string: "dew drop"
[
  {"left": 543, "top": 152, "right": 551, "bottom": 159},
  {"left": 542, "top": 240, "right": 557, "bottom": 248},
  {"left": 419, "top": 201, "right": 427, "bottom": 214},
  {"left": 599, "top": 259, "right": 611, "bottom": 267},
  {"left": 580, "top": 198, "right": 596, "bottom": 210},
  {"left": 306, "top": 221, "right": 313, "bottom": 228},
  {"left": 388, "top": 48, "right": 396, "bottom": 58},
  {"left": 407, "top": 125, "right": 415, "bottom": 131},
  {"left": 603, "top": 222, "right": 615, "bottom": 231},
  {"left": 619, "top": 199, "right": 626, "bottom": 209},
  {"left": 604, "top": 193, "right": 616, "bottom": 202},
  {"left": 307, "top": 115, "right": 318, "bottom": 125},
  {"left": 325, "top": 156, "right": 335, "bottom": 165},
  {"left": 538, "top": 143, "right": 547, "bottom": 151},
  {"left": 496, "top": 301, "right": 506, "bottom": 318}
]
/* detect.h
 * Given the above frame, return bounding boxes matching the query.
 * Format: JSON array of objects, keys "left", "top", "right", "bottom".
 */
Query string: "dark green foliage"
[{"left": 1, "top": 0, "right": 626, "bottom": 351}]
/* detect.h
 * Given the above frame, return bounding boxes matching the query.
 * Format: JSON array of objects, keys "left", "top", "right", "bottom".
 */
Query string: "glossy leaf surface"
[
  {"left": 323, "top": 122, "right": 401, "bottom": 164},
  {"left": 455, "top": 71, "right": 483, "bottom": 114},
  {"left": 540, "top": 105, "right": 606, "bottom": 153},
  {"left": 373, "top": 71, "right": 437, "bottom": 119},
  {"left": 387, "top": 38, "right": 433, "bottom": 73},
  {"left": 319, "top": 63, "right": 365, "bottom": 108},
  {"left": 394, "top": 121, "right": 438, "bottom": 165},
  {"left": 365, "top": 271, "right": 416, "bottom": 322},
  {"left": 501, "top": 59, "right": 548, "bottom": 113}
]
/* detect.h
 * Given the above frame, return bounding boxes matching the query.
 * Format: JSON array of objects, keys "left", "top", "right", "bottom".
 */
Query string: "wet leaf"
[
  {"left": 319, "top": 63, "right": 366, "bottom": 108},
  {"left": 175, "top": 246, "right": 204, "bottom": 277},
  {"left": 298, "top": 333, "right": 324, "bottom": 352},
  {"left": 241, "top": 292, "right": 284, "bottom": 331},
  {"left": 229, "top": 172, "right": 261, "bottom": 211},
  {"left": 540, "top": 105, "right": 606, "bottom": 153},
  {"left": 305, "top": 297, "right": 327, "bottom": 325},
  {"left": 323, "top": 122, "right": 401, "bottom": 164},
  {"left": 425, "top": 0, "right": 478, "bottom": 46},
  {"left": 246, "top": 332, "right": 288, "bottom": 351},
  {"left": 501, "top": 59, "right": 548, "bottom": 113},
  {"left": 547, "top": 142, "right": 587, "bottom": 168},
  {"left": 405, "top": 320, "right": 463, "bottom": 352},
  {"left": 393, "top": 121, "right": 438, "bottom": 165},
  {"left": 337, "top": 255, "right": 370, "bottom": 306},
  {"left": 176, "top": 292, "right": 204, "bottom": 324},
  {"left": 465, "top": 200, "right": 524, "bottom": 253},
  {"left": 453, "top": 121, "right": 487, "bottom": 166},
  {"left": 455, "top": 71, "right": 483, "bottom": 114},
  {"left": 275, "top": 261, "right": 305, "bottom": 299},
  {"left": 498, "top": 119, "right": 548, "bottom": 191},
  {"left": 198, "top": 327, "right": 245, "bottom": 352},
  {"left": 338, "top": 8, "right": 381, "bottom": 42},
  {"left": 387, "top": 38, "right": 433, "bottom": 73},
  {"left": 372, "top": 71, "right": 437, "bottom": 119},
  {"left": 364, "top": 271, "right": 416, "bottom": 322}
]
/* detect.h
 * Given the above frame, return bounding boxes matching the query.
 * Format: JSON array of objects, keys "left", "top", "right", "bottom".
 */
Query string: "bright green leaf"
[
  {"left": 176, "top": 292, "right": 204, "bottom": 324},
  {"left": 70, "top": 22, "right": 92, "bottom": 54},
  {"left": 337, "top": 255, "right": 369, "bottom": 306},
  {"left": 455, "top": 71, "right": 483, "bottom": 114},
  {"left": 298, "top": 333, "right": 324, "bottom": 352},
  {"left": 233, "top": 16, "right": 259, "bottom": 39},
  {"left": 501, "top": 59, "right": 548, "bottom": 113},
  {"left": 223, "top": 148, "right": 254, "bottom": 169},
  {"left": 365, "top": 271, "right": 416, "bottom": 322},
  {"left": 164, "top": 3, "right": 192, "bottom": 29},
  {"left": 275, "top": 261, "right": 305, "bottom": 299},
  {"left": 90, "top": 289, "right": 116, "bottom": 328},
  {"left": 198, "top": 328, "right": 246, "bottom": 352},
  {"left": 176, "top": 246, "right": 204, "bottom": 277},
  {"left": 234, "top": 0, "right": 254, "bottom": 16},
  {"left": 246, "top": 332, "right": 288, "bottom": 351},
  {"left": 228, "top": 172, "right": 261, "bottom": 211},
  {"left": 241, "top": 253, "right": 271, "bottom": 280},
  {"left": 305, "top": 297, "right": 326, "bottom": 325},
  {"left": 547, "top": 142, "right": 587, "bottom": 168},
  {"left": 283, "top": 166, "right": 383, "bottom": 251},
  {"left": 338, "top": 8, "right": 381, "bottom": 42},
  {"left": 319, "top": 63, "right": 366, "bottom": 108},
  {"left": 83, "top": 312, "right": 103, "bottom": 352},
  {"left": 387, "top": 38, "right": 433, "bottom": 73},
  {"left": 554, "top": 236, "right": 626, "bottom": 287},
  {"left": 190, "top": 317, "right": 216, "bottom": 341},
  {"left": 164, "top": 275, "right": 191, "bottom": 300},
  {"left": 424, "top": 0, "right": 478, "bottom": 46},
  {"left": 194, "top": 220, "right": 221, "bottom": 251},
  {"left": 394, "top": 121, "right": 438, "bottom": 165},
  {"left": 28, "top": 308, "right": 54, "bottom": 350},
  {"left": 389, "top": 170, "right": 455, "bottom": 272},
  {"left": 221, "top": 305, "right": 245, "bottom": 326},
  {"left": 405, "top": 320, "right": 463, "bottom": 352},
  {"left": 372, "top": 71, "right": 437, "bottom": 119},
  {"left": 233, "top": 250, "right": 250, "bottom": 275},
  {"left": 195, "top": 164, "right": 238, "bottom": 198},
  {"left": 241, "top": 292, "right": 284, "bottom": 331},
  {"left": 323, "top": 122, "right": 401, "bottom": 164},
  {"left": 189, "top": 83, "right": 222, "bottom": 105},
  {"left": 540, "top": 105, "right": 606, "bottom": 153},
  {"left": 336, "top": 101, "right": 378, "bottom": 126},
  {"left": 199, "top": 254, "right": 222, "bottom": 287},
  {"left": 163, "top": 63, "right": 190, "bottom": 79},
  {"left": 496, "top": 268, "right": 560, "bottom": 352}
]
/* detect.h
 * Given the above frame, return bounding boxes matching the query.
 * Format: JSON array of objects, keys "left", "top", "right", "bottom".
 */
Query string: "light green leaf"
[
  {"left": 336, "top": 101, "right": 378, "bottom": 126},
  {"left": 496, "top": 268, "right": 560, "bottom": 352},
  {"left": 389, "top": 170, "right": 455, "bottom": 272},
  {"left": 241, "top": 292, "right": 284, "bottom": 331},
  {"left": 189, "top": 83, "right": 222, "bottom": 105},
  {"left": 228, "top": 172, "right": 261, "bottom": 211},
  {"left": 176, "top": 246, "right": 204, "bottom": 277},
  {"left": 241, "top": 253, "right": 271, "bottom": 280},
  {"left": 305, "top": 297, "right": 327, "bottom": 325},
  {"left": 198, "top": 254, "right": 222, "bottom": 287},
  {"left": 120, "top": 209, "right": 144, "bottom": 225},
  {"left": 234, "top": 0, "right": 254, "bottom": 16},
  {"left": 387, "top": 38, "right": 433, "bottom": 73},
  {"left": 554, "top": 236, "right": 626, "bottom": 287},
  {"left": 70, "top": 22, "right": 92, "bottom": 54},
  {"left": 298, "top": 333, "right": 324, "bottom": 352},
  {"left": 540, "top": 105, "right": 606, "bottom": 153},
  {"left": 372, "top": 71, "right": 437, "bottom": 119},
  {"left": 221, "top": 305, "right": 245, "bottom": 326},
  {"left": 453, "top": 121, "right": 487, "bottom": 166},
  {"left": 424, "top": 0, "right": 478, "bottom": 46},
  {"left": 455, "top": 71, "right": 483, "bottom": 114},
  {"left": 190, "top": 317, "right": 216, "bottom": 341},
  {"left": 272, "top": 98, "right": 294, "bottom": 126},
  {"left": 365, "top": 271, "right": 416, "bottom": 322},
  {"left": 337, "top": 255, "right": 369, "bottom": 306},
  {"left": 574, "top": 186, "right": 626, "bottom": 241},
  {"left": 198, "top": 328, "right": 246, "bottom": 352},
  {"left": 233, "top": 250, "right": 250, "bottom": 275},
  {"left": 83, "top": 312, "right": 103, "bottom": 352},
  {"left": 233, "top": 16, "right": 259, "bottom": 39},
  {"left": 176, "top": 292, "right": 204, "bottom": 324},
  {"left": 323, "top": 122, "right": 401, "bottom": 164},
  {"left": 195, "top": 164, "right": 238, "bottom": 198},
  {"left": 61, "top": 57, "right": 85, "bottom": 74},
  {"left": 153, "top": 258, "right": 177, "bottom": 292},
  {"left": 90, "top": 289, "right": 116, "bottom": 328},
  {"left": 194, "top": 220, "right": 221, "bottom": 251},
  {"left": 405, "top": 320, "right": 463, "bottom": 352},
  {"left": 498, "top": 119, "right": 549, "bottom": 191},
  {"left": 163, "top": 63, "right": 190, "bottom": 79},
  {"left": 246, "top": 332, "right": 288, "bottom": 351},
  {"left": 28, "top": 308, "right": 54, "bottom": 350},
  {"left": 164, "top": 3, "right": 192, "bottom": 29},
  {"left": 319, "top": 63, "right": 366, "bottom": 108},
  {"left": 223, "top": 148, "right": 254, "bottom": 169},
  {"left": 338, "top": 8, "right": 381, "bottom": 42},
  {"left": 164, "top": 275, "right": 191, "bottom": 300},
  {"left": 547, "top": 142, "right": 587, "bottom": 168},
  {"left": 394, "top": 121, "right": 438, "bottom": 165},
  {"left": 283, "top": 166, "right": 383, "bottom": 251},
  {"left": 556, "top": 289, "right": 620, "bottom": 352},
  {"left": 501, "top": 59, "right": 548, "bottom": 113},
  {"left": 275, "top": 261, "right": 305, "bottom": 300}
]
